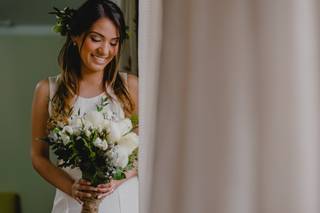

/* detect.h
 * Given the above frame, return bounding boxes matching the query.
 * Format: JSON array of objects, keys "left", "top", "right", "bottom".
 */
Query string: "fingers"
[
  {"left": 72, "top": 179, "right": 119, "bottom": 201},
  {"left": 78, "top": 179, "right": 91, "bottom": 185},
  {"left": 97, "top": 188, "right": 114, "bottom": 199},
  {"left": 77, "top": 184, "right": 99, "bottom": 192},
  {"left": 96, "top": 184, "right": 113, "bottom": 193},
  {"left": 96, "top": 182, "right": 117, "bottom": 198},
  {"left": 72, "top": 179, "right": 98, "bottom": 202},
  {"left": 75, "top": 197, "right": 83, "bottom": 204},
  {"left": 76, "top": 190, "right": 93, "bottom": 199}
]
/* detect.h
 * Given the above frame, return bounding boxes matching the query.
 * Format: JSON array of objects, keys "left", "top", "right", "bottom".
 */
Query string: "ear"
[{"left": 71, "top": 35, "right": 81, "bottom": 46}]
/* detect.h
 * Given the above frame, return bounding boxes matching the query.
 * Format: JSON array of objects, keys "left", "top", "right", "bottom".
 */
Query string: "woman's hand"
[
  {"left": 96, "top": 179, "right": 124, "bottom": 199},
  {"left": 96, "top": 169, "right": 138, "bottom": 199},
  {"left": 71, "top": 179, "right": 98, "bottom": 204}
]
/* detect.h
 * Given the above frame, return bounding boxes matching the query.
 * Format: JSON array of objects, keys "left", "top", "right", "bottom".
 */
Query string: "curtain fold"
[
  {"left": 138, "top": 1, "right": 162, "bottom": 213},
  {"left": 139, "top": 0, "right": 320, "bottom": 213}
]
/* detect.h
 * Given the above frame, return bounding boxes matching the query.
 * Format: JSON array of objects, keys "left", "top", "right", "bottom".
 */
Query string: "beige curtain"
[
  {"left": 138, "top": 1, "right": 162, "bottom": 213},
  {"left": 140, "top": 0, "right": 320, "bottom": 213}
]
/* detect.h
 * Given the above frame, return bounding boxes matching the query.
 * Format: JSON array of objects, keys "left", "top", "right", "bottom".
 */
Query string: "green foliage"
[
  {"left": 113, "top": 168, "right": 126, "bottom": 180},
  {"left": 96, "top": 96, "right": 109, "bottom": 112},
  {"left": 125, "top": 147, "right": 138, "bottom": 171},
  {"left": 130, "top": 114, "right": 139, "bottom": 129},
  {"left": 49, "top": 7, "right": 76, "bottom": 36}
]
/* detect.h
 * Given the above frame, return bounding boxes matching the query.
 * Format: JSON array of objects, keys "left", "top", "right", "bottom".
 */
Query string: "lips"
[{"left": 91, "top": 54, "right": 108, "bottom": 65}]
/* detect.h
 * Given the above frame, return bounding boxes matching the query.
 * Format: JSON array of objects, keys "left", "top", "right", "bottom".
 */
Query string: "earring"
[{"left": 73, "top": 42, "right": 77, "bottom": 46}]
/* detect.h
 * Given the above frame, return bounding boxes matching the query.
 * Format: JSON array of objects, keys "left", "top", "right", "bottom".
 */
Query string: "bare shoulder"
[
  {"left": 34, "top": 79, "right": 49, "bottom": 97},
  {"left": 127, "top": 73, "right": 138, "bottom": 88},
  {"left": 32, "top": 79, "right": 50, "bottom": 113}
]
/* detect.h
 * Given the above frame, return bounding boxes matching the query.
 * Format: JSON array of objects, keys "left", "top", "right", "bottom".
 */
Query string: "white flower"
[
  {"left": 96, "top": 119, "right": 111, "bottom": 133},
  {"left": 112, "top": 146, "right": 129, "bottom": 168},
  {"left": 108, "top": 119, "right": 132, "bottom": 142},
  {"left": 62, "top": 125, "right": 73, "bottom": 135},
  {"left": 48, "top": 131, "right": 58, "bottom": 141},
  {"left": 117, "top": 132, "right": 139, "bottom": 154},
  {"left": 84, "top": 111, "right": 104, "bottom": 128},
  {"left": 83, "top": 120, "right": 93, "bottom": 130},
  {"left": 93, "top": 137, "right": 108, "bottom": 150},
  {"left": 84, "top": 129, "right": 91, "bottom": 137},
  {"left": 69, "top": 117, "right": 82, "bottom": 128},
  {"left": 60, "top": 133, "right": 70, "bottom": 145},
  {"left": 67, "top": 117, "right": 82, "bottom": 135},
  {"left": 102, "top": 119, "right": 111, "bottom": 129}
]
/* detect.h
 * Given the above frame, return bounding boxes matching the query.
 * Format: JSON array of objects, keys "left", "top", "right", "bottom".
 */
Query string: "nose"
[{"left": 97, "top": 43, "right": 110, "bottom": 56}]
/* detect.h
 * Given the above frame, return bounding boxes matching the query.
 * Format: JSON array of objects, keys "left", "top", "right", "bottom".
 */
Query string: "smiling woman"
[
  {"left": 73, "top": 18, "right": 120, "bottom": 75},
  {"left": 30, "top": 1, "right": 139, "bottom": 213}
]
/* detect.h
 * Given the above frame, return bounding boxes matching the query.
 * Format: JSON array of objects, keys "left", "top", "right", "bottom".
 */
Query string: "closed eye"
[
  {"left": 90, "top": 35, "right": 102, "bottom": 42},
  {"left": 110, "top": 38, "right": 119, "bottom": 47},
  {"left": 110, "top": 41, "right": 118, "bottom": 47}
]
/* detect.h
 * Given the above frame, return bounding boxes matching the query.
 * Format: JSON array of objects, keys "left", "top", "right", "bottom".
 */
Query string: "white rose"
[
  {"left": 83, "top": 120, "right": 93, "bottom": 130},
  {"left": 70, "top": 117, "right": 82, "bottom": 128},
  {"left": 102, "top": 119, "right": 111, "bottom": 129},
  {"left": 61, "top": 133, "right": 70, "bottom": 145},
  {"left": 117, "top": 132, "right": 139, "bottom": 154},
  {"left": 84, "top": 111, "right": 104, "bottom": 127},
  {"left": 84, "top": 129, "right": 91, "bottom": 137},
  {"left": 62, "top": 125, "right": 73, "bottom": 135},
  {"left": 108, "top": 119, "right": 132, "bottom": 142},
  {"left": 93, "top": 137, "right": 108, "bottom": 150},
  {"left": 96, "top": 119, "right": 111, "bottom": 133},
  {"left": 72, "top": 127, "right": 81, "bottom": 136},
  {"left": 112, "top": 146, "right": 129, "bottom": 168}
]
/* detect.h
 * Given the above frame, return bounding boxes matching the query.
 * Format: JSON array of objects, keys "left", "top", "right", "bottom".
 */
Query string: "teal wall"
[{"left": 0, "top": 33, "right": 63, "bottom": 213}]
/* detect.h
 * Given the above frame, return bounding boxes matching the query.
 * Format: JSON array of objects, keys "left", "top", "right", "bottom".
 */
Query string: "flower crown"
[
  {"left": 49, "top": 6, "right": 130, "bottom": 40},
  {"left": 49, "top": 7, "right": 76, "bottom": 36}
]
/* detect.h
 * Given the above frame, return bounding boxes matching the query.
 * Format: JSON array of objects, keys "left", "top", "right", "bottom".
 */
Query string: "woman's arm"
[
  {"left": 127, "top": 73, "right": 139, "bottom": 116},
  {"left": 31, "top": 79, "right": 75, "bottom": 195},
  {"left": 31, "top": 79, "right": 95, "bottom": 200}
]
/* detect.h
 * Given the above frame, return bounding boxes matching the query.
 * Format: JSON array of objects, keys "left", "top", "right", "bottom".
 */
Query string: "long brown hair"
[{"left": 51, "top": 0, "right": 135, "bottom": 123}]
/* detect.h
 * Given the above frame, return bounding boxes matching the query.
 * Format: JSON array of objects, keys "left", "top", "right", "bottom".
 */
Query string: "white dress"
[{"left": 48, "top": 75, "right": 139, "bottom": 213}]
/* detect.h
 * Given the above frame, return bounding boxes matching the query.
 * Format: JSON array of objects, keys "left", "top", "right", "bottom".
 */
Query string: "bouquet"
[{"left": 43, "top": 97, "right": 139, "bottom": 213}]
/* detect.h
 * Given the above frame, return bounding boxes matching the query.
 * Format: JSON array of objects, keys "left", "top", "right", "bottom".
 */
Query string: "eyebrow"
[{"left": 88, "top": 31, "right": 120, "bottom": 40}]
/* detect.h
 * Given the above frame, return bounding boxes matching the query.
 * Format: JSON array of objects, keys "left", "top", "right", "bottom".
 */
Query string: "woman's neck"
[{"left": 79, "top": 70, "right": 104, "bottom": 88}]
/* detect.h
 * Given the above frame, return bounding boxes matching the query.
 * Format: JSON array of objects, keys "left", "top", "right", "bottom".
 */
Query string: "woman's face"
[{"left": 74, "top": 17, "right": 120, "bottom": 74}]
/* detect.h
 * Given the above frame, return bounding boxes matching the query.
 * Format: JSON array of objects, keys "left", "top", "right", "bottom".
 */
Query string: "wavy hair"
[{"left": 50, "top": 0, "right": 135, "bottom": 123}]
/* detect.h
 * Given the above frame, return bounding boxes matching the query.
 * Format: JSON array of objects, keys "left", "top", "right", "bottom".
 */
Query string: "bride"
[{"left": 31, "top": 0, "right": 139, "bottom": 212}]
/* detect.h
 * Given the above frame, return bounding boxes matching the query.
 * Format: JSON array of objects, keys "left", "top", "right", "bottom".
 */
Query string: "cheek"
[
  {"left": 111, "top": 46, "right": 119, "bottom": 56},
  {"left": 82, "top": 42, "right": 97, "bottom": 54}
]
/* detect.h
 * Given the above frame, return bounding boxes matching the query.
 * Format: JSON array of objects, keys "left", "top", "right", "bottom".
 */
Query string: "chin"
[{"left": 87, "top": 64, "right": 107, "bottom": 73}]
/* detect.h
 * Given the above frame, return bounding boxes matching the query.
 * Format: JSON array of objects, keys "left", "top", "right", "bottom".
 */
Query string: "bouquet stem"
[{"left": 81, "top": 192, "right": 102, "bottom": 213}]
